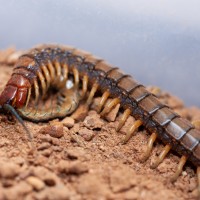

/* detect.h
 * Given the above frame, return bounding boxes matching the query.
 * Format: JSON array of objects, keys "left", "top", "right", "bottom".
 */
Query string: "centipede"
[{"left": 0, "top": 44, "right": 199, "bottom": 198}]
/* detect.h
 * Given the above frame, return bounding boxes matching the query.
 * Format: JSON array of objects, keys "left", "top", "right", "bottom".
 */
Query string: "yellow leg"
[
  {"left": 121, "top": 120, "right": 142, "bottom": 144},
  {"left": 141, "top": 132, "right": 157, "bottom": 162},
  {"left": 41, "top": 65, "right": 51, "bottom": 89},
  {"left": 53, "top": 61, "right": 63, "bottom": 87},
  {"left": 55, "top": 61, "right": 61, "bottom": 77},
  {"left": 37, "top": 71, "right": 47, "bottom": 97},
  {"left": 170, "top": 155, "right": 187, "bottom": 183},
  {"left": 192, "top": 120, "right": 200, "bottom": 130},
  {"left": 117, "top": 108, "right": 131, "bottom": 131},
  {"left": 100, "top": 98, "right": 120, "bottom": 116},
  {"left": 82, "top": 75, "right": 88, "bottom": 98},
  {"left": 25, "top": 88, "right": 32, "bottom": 108},
  {"left": 73, "top": 67, "right": 79, "bottom": 86},
  {"left": 97, "top": 91, "right": 110, "bottom": 113},
  {"left": 86, "top": 83, "right": 98, "bottom": 105},
  {"left": 62, "top": 63, "right": 69, "bottom": 83},
  {"left": 47, "top": 61, "right": 56, "bottom": 81},
  {"left": 151, "top": 87, "right": 161, "bottom": 96},
  {"left": 33, "top": 79, "right": 39, "bottom": 104},
  {"left": 151, "top": 144, "right": 171, "bottom": 169}
]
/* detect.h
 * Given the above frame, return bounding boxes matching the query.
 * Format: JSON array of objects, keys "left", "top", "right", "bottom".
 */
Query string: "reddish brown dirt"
[{"left": 0, "top": 48, "right": 199, "bottom": 200}]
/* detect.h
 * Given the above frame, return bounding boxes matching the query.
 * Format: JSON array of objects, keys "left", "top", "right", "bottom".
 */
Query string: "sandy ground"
[{"left": 0, "top": 48, "right": 199, "bottom": 200}]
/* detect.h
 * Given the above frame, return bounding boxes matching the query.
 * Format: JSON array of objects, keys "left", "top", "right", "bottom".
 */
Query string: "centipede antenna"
[{"left": 3, "top": 104, "right": 33, "bottom": 141}]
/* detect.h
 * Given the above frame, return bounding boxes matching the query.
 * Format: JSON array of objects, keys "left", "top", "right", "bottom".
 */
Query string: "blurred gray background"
[{"left": 0, "top": 0, "right": 199, "bottom": 106}]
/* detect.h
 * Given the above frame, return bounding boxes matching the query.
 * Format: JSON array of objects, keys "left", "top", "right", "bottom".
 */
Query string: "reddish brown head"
[
  {"left": 0, "top": 74, "right": 31, "bottom": 108},
  {"left": 0, "top": 69, "right": 33, "bottom": 141}
]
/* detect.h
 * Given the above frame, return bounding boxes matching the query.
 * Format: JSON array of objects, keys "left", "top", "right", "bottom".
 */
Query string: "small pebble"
[
  {"left": 49, "top": 121, "right": 64, "bottom": 138},
  {"left": 51, "top": 138, "right": 60, "bottom": 146},
  {"left": 57, "top": 160, "right": 88, "bottom": 175},
  {"left": 37, "top": 142, "right": 51, "bottom": 151},
  {"left": 62, "top": 147, "right": 90, "bottom": 162},
  {"left": 68, "top": 162, "right": 88, "bottom": 175},
  {"left": 33, "top": 154, "right": 48, "bottom": 166},
  {"left": 33, "top": 166, "right": 58, "bottom": 186},
  {"left": 40, "top": 122, "right": 64, "bottom": 138},
  {"left": 39, "top": 135, "right": 52, "bottom": 143},
  {"left": 62, "top": 117, "right": 75, "bottom": 128},
  {"left": 26, "top": 176, "right": 45, "bottom": 191},
  {"left": 71, "top": 123, "right": 80, "bottom": 133},
  {"left": 34, "top": 186, "right": 71, "bottom": 200},
  {"left": 71, "top": 104, "right": 89, "bottom": 121},
  {"left": 0, "top": 161, "right": 21, "bottom": 178},
  {"left": 99, "top": 145, "right": 106, "bottom": 152},
  {"left": 3, "top": 181, "right": 32, "bottom": 199},
  {"left": 70, "top": 134, "right": 85, "bottom": 147},
  {"left": 52, "top": 146, "right": 63, "bottom": 152},
  {"left": 78, "top": 127, "right": 95, "bottom": 141},
  {"left": 83, "top": 112, "right": 104, "bottom": 129},
  {"left": 105, "top": 102, "right": 120, "bottom": 122},
  {"left": 18, "top": 170, "right": 33, "bottom": 180},
  {"left": 41, "top": 149, "right": 53, "bottom": 157},
  {"left": 63, "top": 148, "right": 83, "bottom": 160}
]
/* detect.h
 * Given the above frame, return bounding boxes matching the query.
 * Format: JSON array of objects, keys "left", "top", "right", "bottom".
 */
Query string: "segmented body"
[{"left": 0, "top": 44, "right": 199, "bottom": 168}]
